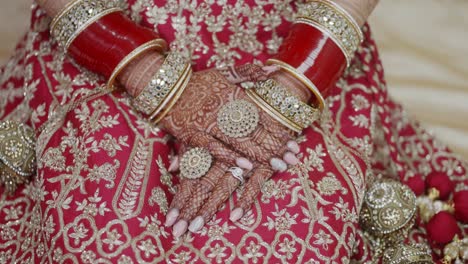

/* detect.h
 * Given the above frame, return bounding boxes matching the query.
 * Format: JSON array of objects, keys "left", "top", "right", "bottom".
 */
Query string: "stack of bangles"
[
  {"left": 48, "top": 0, "right": 361, "bottom": 170},
  {"left": 49, "top": 0, "right": 363, "bottom": 132},
  {"left": 50, "top": 0, "right": 193, "bottom": 122},
  {"left": 246, "top": 0, "right": 363, "bottom": 132}
]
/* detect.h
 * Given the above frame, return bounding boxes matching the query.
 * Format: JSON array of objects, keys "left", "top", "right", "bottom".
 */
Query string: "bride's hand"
[{"left": 159, "top": 65, "right": 303, "bottom": 237}]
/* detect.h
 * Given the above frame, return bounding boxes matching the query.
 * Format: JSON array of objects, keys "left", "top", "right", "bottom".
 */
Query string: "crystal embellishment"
[
  {"left": 180, "top": 148, "right": 213, "bottom": 180},
  {"left": 217, "top": 100, "right": 260, "bottom": 138},
  {"left": 255, "top": 79, "right": 319, "bottom": 130},
  {"left": 296, "top": 0, "right": 363, "bottom": 66},
  {"left": 50, "top": 0, "right": 122, "bottom": 49},
  {"left": 133, "top": 53, "right": 190, "bottom": 115}
]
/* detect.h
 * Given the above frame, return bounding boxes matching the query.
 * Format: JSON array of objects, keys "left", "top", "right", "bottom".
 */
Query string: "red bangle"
[
  {"left": 68, "top": 12, "right": 166, "bottom": 81},
  {"left": 273, "top": 23, "right": 347, "bottom": 97}
]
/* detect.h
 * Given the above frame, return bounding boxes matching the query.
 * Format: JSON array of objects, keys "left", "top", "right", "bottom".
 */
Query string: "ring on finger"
[
  {"left": 228, "top": 167, "right": 245, "bottom": 184},
  {"left": 180, "top": 148, "right": 213, "bottom": 179}
]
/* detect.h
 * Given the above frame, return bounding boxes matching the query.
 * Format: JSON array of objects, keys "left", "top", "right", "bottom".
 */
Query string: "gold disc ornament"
[{"left": 217, "top": 100, "right": 259, "bottom": 138}]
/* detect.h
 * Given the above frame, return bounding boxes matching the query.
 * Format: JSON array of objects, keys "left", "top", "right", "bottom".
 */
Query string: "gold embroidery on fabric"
[
  {"left": 135, "top": 0, "right": 300, "bottom": 68},
  {"left": 113, "top": 140, "right": 152, "bottom": 220},
  {"left": 1, "top": 4, "right": 467, "bottom": 263}
]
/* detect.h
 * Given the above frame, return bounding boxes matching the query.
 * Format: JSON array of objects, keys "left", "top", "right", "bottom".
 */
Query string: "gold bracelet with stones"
[
  {"left": 50, "top": 0, "right": 122, "bottom": 50},
  {"left": 132, "top": 52, "right": 192, "bottom": 122},
  {"left": 382, "top": 244, "right": 433, "bottom": 264},
  {"left": 151, "top": 66, "right": 192, "bottom": 124},
  {"left": 246, "top": 79, "right": 320, "bottom": 133},
  {"left": 0, "top": 121, "right": 36, "bottom": 194},
  {"left": 296, "top": 0, "right": 364, "bottom": 66},
  {"left": 266, "top": 59, "right": 326, "bottom": 110},
  {"left": 107, "top": 39, "right": 167, "bottom": 89}
]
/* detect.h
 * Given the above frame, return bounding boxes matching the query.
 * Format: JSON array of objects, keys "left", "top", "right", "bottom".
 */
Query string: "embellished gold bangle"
[
  {"left": 151, "top": 66, "right": 192, "bottom": 124},
  {"left": 382, "top": 244, "right": 433, "bottom": 264},
  {"left": 50, "top": 0, "right": 122, "bottom": 50},
  {"left": 266, "top": 59, "right": 325, "bottom": 110},
  {"left": 247, "top": 89, "right": 301, "bottom": 132},
  {"left": 133, "top": 52, "right": 191, "bottom": 119},
  {"left": 296, "top": 0, "right": 363, "bottom": 66},
  {"left": 107, "top": 39, "right": 167, "bottom": 89},
  {"left": 246, "top": 79, "right": 320, "bottom": 132},
  {"left": 0, "top": 121, "right": 36, "bottom": 194}
]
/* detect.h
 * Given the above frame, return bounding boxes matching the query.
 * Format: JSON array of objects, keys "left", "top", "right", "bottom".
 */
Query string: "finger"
[
  {"left": 230, "top": 166, "right": 273, "bottom": 222},
  {"left": 178, "top": 163, "right": 227, "bottom": 221},
  {"left": 165, "top": 144, "right": 190, "bottom": 226},
  {"left": 261, "top": 65, "right": 280, "bottom": 75},
  {"left": 189, "top": 132, "right": 240, "bottom": 165},
  {"left": 287, "top": 140, "right": 300, "bottom": 154},
  {"left": 192, "top": 170, "right": 242, "bottom": 228},
  {"left": 165, "top": 179, "right": 197, "bottom": 227},
  {"left": 236, "top": 157, "right": 254, "bottom": 171},
  {"left": 168, "top": 155, "right": 180, "bottom": 172},
  {"left": 250, "top": 125, "right": 286, "bottom": 153},
  {"left": 283, "top": 152, "right": 299, "bottom": 166},
  {"left": 171, "top": 132, "right": 252, "bottom": 236},
  {"left": 257, "top": 107, "right": 296, "bottom": 140},
  {"left": 270, "top": 158, "right": 288, "bottom": 172},
  {"left": 211, "top": 125, "right": 273, "bottom": 164}
]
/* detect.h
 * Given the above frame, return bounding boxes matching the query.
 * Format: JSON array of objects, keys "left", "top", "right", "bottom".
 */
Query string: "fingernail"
[
  {"left": 283, "top": 152, "right": 299, "bottom": 166},
  {"left": 165, "top": 208, "right": 179, "bottom": 227},
  {"left": 262, "top": 65, "right": 280, "bottom": 74},
  {"left": 270, "top": 158, "right": 287, "bottom": 172},
  {"left": 188, "top": 216, "right": 204, "bottom": 233},
  {"left": 172, "top": 220, "right": 188, "bottom": 238},
  {"left": 240, "top": 81, "right": 255, "bottom": 89},
  {"left": 168, "top": 156, "right": 180, "bottom": 172},
  {"left": 287, "top": 141, "right": 300, "bottom": 154},
  {"left": 230, "top": 208, "right": 244, "bottom": 222},
  {"left": 236, "top": 157, "right": 253, "bottom": 171}
]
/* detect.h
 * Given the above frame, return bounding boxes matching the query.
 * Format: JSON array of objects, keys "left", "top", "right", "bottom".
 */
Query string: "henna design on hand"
[{"left": 159, "top": 66, "right": 303, "bottom": 237}]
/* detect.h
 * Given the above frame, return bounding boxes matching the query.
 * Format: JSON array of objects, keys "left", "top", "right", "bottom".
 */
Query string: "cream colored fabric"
[
  {"left": 369, "top": 0, "right": 468, "bottom": 158},
  {"left": 1, "top": 0, "right": 467, "bottom": 158}
]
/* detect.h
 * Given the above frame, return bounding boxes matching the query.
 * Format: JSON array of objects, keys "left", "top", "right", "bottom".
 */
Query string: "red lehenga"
[{"left": 0, "top": 0, "right": 467, "bottom": 263}]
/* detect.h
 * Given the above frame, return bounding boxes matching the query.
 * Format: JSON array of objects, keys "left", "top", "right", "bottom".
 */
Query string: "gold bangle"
[
  {"left": 296, "top": 0, "right": 363, "bottom": 66},
  {"left": 0, "top": 121, "right": 36, "bottom": 194},
  {"left": 266, "top": 59, "right": 325, "bottom": 110},
  {"left": 318, "top": 0, "right": 363, "bottom": 42},
  {"left": 134, "top": 52, "right": 190, "bottom": 116},
  {"left": 107, "top": 39, "right": 167, "bottom": 90},
  {"left": 152, "top": 68, "right": 193, "bottom": 124},
  {"left": 246, "top": 89, "right": 302, "bottom": 133},
  {"left": 150, "top": 63, "right": 192, "bottom": 121},
  {"left": 50, "top": 0, "right": 81, "bottom": 33},
  {"left": 50, "top": 0, "right": 122, "bottom": 50},
  {"left": 382, "top": 244, "right": 433, "bottom": 264},
  {"left": 253, "top": 79, "right": 319, "bottom": 130}
]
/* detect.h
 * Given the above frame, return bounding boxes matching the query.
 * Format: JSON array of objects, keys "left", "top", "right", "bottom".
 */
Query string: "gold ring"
[{"left": 180, "top": 148, "right": 213, "bottom": 179}]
